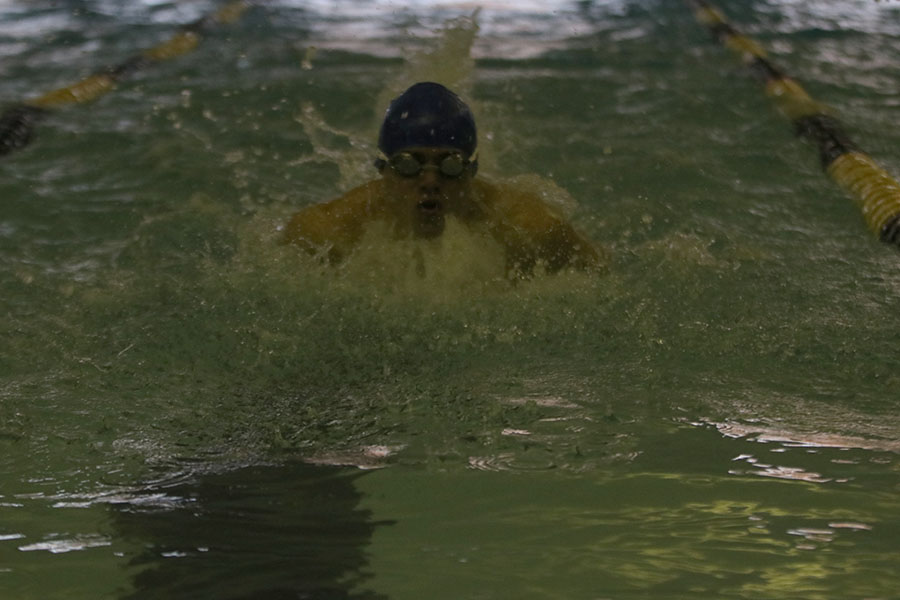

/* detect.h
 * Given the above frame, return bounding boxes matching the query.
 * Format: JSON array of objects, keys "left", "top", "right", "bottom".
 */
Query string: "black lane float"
[
  {"left": 0, "top": 0, "right": 251, "bottom": 157},
  {"left": 686, "top": 0, "right": 900, "bottom": 247}
]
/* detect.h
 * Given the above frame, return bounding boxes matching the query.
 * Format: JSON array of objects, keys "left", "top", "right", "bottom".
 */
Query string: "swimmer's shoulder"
[
  {"left": 282, "top": 179, "right": 384, "bottom": 258},
  {"left": 472, "top": 177, "right": 562, "bottom": 229},
  {"left": 473, "top": 177, "right": 608, "bottom": 272}
]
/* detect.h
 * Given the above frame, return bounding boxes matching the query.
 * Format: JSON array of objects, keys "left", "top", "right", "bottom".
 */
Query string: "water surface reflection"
[{"left": 113, "top": 463, "right": 386, "bottom": 600}]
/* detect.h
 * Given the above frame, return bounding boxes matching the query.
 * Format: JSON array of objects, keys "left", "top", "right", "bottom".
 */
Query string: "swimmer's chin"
[
  {"left": 413, "top": 215, "right": 445, "bottom": 238},
  {"left": 413, "top": 200, "right": 445, "bottom": 238}
]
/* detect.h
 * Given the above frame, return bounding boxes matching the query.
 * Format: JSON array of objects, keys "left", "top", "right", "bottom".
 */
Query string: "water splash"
[{"left": 375, "top": 12, "right": 480, "bottom": 122}]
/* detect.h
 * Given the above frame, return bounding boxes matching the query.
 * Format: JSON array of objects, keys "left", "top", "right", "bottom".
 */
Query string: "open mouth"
[
  {"left": 418, "top": 198, "right": 442, "bottom": 215},
  {"left": 414, "top": 198, "right": 445, "bottom": 238}
]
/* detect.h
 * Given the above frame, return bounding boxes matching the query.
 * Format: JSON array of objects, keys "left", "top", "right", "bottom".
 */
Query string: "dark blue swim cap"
[{"left": 377, "top": 82, "right": 477, "bottom": 158}]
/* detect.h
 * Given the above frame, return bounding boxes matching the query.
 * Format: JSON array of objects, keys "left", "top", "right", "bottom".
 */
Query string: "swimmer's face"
[{"left": 381, "top": 147, "right": 475, "bottom": 239}]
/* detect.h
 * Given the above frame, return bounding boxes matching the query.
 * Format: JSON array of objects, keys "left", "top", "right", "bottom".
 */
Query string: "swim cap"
[{"left": 377, "top": 82, "right": 477, "bottom": 158}]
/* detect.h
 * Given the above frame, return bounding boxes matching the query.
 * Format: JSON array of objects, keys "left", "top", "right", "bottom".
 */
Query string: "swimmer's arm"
[
  {"left": 281, "top": 183, "right": 375, "bottom": 264},
  {"left": 536, "top": 217, "right": 606, "bottom": 271},
  {"left": 494, "top": 192, "right": 607, "bottom": 273}
]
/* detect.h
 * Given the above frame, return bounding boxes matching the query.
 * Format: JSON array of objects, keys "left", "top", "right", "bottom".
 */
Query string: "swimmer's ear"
[
  {"left": 469, "top": 159, "right": 478, "bottom": 176},
  {"left": 374, "top": 157, "right": 387, "bottom": 172}
]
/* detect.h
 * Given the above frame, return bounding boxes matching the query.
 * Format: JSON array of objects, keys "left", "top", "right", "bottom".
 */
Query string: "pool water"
[{"left": 2, "top": 1, "right": 900, "bottom": 598}]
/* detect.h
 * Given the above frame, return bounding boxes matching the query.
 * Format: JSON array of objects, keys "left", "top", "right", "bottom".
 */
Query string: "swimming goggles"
[{"left": 386, "top": 152, "right": 471, "bottom": 178}]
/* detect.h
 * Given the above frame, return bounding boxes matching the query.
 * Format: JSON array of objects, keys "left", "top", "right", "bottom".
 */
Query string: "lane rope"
[
  {"left": 686, "top": 0, "right": 900, "bottom": 247},
  {"left": 0, "top": 0, "right": 252, "bottom": 157}
]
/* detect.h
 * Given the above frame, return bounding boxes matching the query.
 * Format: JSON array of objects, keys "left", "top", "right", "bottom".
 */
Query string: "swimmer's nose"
[{"left": 418, "top": 168, "right": 441, "bottom": 191}]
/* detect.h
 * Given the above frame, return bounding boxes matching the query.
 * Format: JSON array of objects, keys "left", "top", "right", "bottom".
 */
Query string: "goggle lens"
[{"left": 389, "top": 153, "right": 468, "bottom": 178}]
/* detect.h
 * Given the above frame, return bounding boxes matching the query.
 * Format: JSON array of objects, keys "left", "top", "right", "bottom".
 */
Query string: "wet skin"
[{"left": 282, "top": 147, "right": 605, "bottom": 274}]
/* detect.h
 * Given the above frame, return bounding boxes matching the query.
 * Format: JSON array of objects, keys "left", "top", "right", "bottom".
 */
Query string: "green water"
[{"left": 2, "top": 1, "right": 900, "bottom": 598}]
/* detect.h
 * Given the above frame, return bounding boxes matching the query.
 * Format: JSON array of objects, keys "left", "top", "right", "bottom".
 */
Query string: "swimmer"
[{"left": 283, "top": 82, "right": 605, "bottom": 276}]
